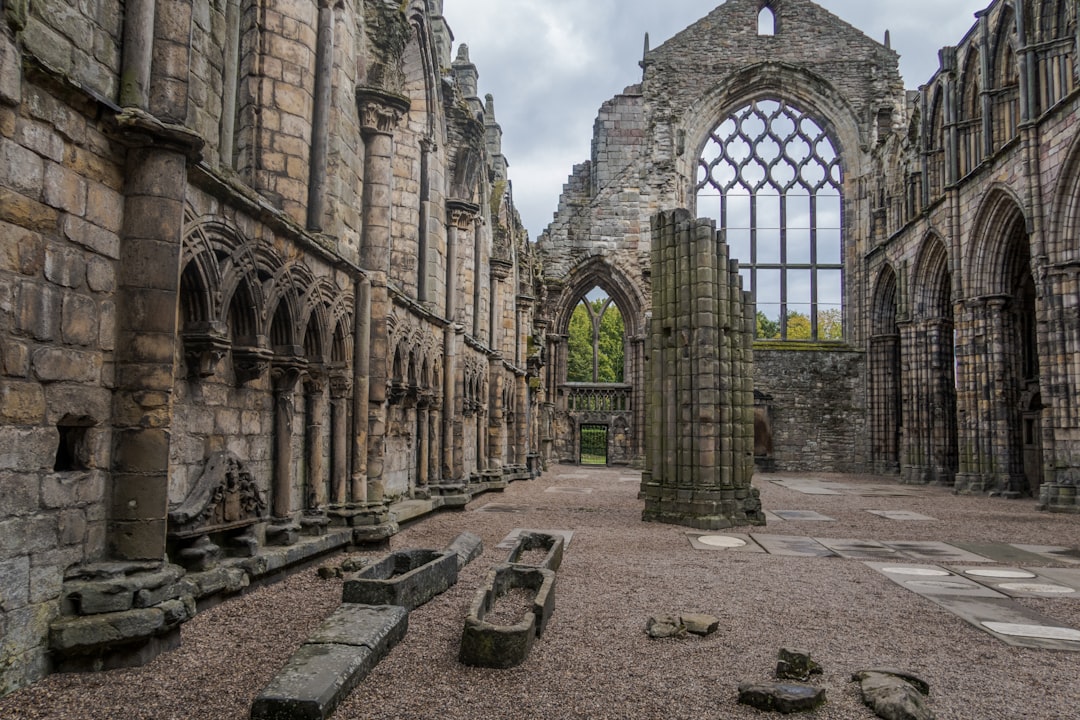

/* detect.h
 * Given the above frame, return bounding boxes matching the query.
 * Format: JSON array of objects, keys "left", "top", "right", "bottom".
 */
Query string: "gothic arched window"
[
  {"left": 697, "top": 99, "right": 843, "bottom": 341},
  {"left": 758, "top": 6, "right": 776, "bottom": 36},
  {"left": 566, "top": 288, "right": 625, "bottom": 383}
]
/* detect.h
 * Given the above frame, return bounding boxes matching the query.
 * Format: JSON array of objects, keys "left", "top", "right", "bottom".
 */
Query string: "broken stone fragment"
[
  {"left": 775, "top": 647, "right": 824, "bottom": 681},
  {"left": 737, "top": 681, "right": 827, "bottom": 714},
  {"left": 853, "top": 668, "right": 930, "bottom": 696},
  {"left": 645, "top": 615, "right": 686, "bottom": 639},
  {"left": 854, "top": 670, "right": 935, "bottom": 720},
  {"left": 681, "top": 613, "right": 720, "bottom": 636}
]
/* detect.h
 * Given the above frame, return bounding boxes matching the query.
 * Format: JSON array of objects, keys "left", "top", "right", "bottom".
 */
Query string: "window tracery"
[{"left": 696, "top": 99, "right": 844, "bottom": 341}]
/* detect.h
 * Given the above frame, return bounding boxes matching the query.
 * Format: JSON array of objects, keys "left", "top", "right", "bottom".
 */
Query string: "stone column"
[
  {"left": 515, "top": 372, "right": 528, "bottom": 467},
  {"left": 416, "top": 397, "right": 430, "bottom": 489},
  {"left": 329, "top": 369, "right": 352, "bottom": 507},
  {"left": 642, "top": 210, "right": 763, "bottom": 529},
  {"left": 442, "top": 202, "right": 479, "bottom": 485},
  {"left": 268, "top": 362, "right": 303, "bottom": 545},
  {"left": 219, "top": 0, "right": 241, "bottom": 167},
  {"left": 356, "top": 89, "right": 407, "bottom": 506},
  {"left": 306, "top": 0, "right": 335, "bottom": 231},
  {"left": 488, "top": 359, "right": 505, "bottom": 472},
  {"left": 428, "top": 398, "right": 442, "bottom": 484},
  {"left": 303, "top": 370, "right": 329, "bottom": 519}
]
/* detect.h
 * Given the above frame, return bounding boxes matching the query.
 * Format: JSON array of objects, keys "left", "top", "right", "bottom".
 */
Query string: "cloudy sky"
[{"left": 445, "top": 0, "right": 992, "bottom": 240}]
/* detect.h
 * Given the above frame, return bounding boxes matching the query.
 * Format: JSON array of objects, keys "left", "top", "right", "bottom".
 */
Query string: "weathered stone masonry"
[{"left": 0, "top": 0, "right": 541, "bottom": 693}]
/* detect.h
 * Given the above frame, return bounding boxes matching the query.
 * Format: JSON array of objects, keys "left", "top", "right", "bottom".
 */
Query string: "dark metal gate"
[{"left": 579, "top": 424, "right": 608, "bottom": 465}]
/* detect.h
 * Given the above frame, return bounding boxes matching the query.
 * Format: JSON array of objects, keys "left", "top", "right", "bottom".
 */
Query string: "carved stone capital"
[
  {"left": 233, "top": 337, "right": 274, "bottom": 385},
  {"left": 356, "top": 86, "right": 410, "bottom": 136},
  {"left": 183, "top": 321, "right": 230, "bottom": 379},
  {"left": 447, "top": 199, "right": 480, "bottom": 230}
]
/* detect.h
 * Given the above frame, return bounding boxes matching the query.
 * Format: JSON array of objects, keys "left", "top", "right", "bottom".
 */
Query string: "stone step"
[{"left": 251, "top": 604, "right": 409, "bottom": 720}]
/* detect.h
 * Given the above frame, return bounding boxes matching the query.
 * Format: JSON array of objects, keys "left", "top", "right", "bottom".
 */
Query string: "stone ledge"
[{"left": 251, "top": 605, "right": 409, "bottom": 720}]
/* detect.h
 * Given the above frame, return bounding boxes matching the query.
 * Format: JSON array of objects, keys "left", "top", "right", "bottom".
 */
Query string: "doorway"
[{"left": 579, "top": 424, "right": 608, "bottom": 466}]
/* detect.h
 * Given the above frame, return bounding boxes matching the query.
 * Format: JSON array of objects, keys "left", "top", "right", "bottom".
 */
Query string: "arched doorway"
[{"left": 870, "top": 266, "right": 901, "bottom": 474}]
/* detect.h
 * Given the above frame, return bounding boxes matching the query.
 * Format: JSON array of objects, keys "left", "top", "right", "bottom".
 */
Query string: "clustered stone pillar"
[
  {"left": 641, "top": 210, "right": 764, "bottom": 530},
  {"left": 1039, "top": 263, "right": 1080, "bottom": 511},
  {"left": 442, "top": 202, "right": 478, "bottom": 487}
]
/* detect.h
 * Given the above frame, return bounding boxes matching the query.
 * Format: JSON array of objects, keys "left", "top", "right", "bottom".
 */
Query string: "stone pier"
[{"left": 641, "top": 210, "right": 764, "bottom": 530}]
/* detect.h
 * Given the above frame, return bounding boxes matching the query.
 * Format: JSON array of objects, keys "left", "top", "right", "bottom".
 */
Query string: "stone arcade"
[{"left": 2, "top": 0, "right": 1080, "bottom": 698}]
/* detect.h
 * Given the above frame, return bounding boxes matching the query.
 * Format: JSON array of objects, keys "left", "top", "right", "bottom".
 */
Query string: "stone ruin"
[{"left": 641, "top": 210, "right": 765, "bottom": 530}]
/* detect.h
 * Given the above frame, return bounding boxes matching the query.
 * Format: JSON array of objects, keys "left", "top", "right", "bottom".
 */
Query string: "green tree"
[
  {"left": 565, "top": 296, "right": 626, "bottom": 383},
  {"left": 566, "top": 302, "right": 592, "bottom": 382},
  {"left": 786, "top": 310, "right": 812, "bottom": 340},
  {"left": 817, "top": 307, "right": 844, "bottom": 340},
  {"left": 598, "top": 303, "right": 625, "bottom": 382},
  {"left": 756, "top": 311, "right": 780, "bottom": 339}
]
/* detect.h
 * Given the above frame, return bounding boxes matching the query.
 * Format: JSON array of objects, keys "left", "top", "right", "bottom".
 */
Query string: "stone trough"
[
  {"left": 251, "top": 604, "right": 408, "bottom": 720},
  {"left": 505, "top": 531, "right": 564, "bottom": 571},
  {"left": 459, "top": 564, "right": 556, "bottom": 668},
  {"left": 342, "top": 549, "right": 458, "bottom": 610}
]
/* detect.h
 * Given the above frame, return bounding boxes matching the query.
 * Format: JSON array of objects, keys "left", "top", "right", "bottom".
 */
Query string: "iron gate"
[{"left": 579, "top": 424, "right": 608, "bottom": 465}]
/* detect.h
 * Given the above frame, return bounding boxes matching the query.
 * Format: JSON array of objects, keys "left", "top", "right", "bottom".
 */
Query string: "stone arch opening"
[
  {"left": 550, "top": 258, "right": 645, "bottom": 466},
  {"left": 992, "top": 4, "right": 1020, "bottom": 148},
  {"left": 909, "top": 235, "right": 959, "bottom": 485},
  {"left": 960, "top": 190, "right": 1041, "bottom": 494},
  {"left": 696, "top": 97, "right": 844, "bottom": 341},
  {"left": 870, "top": 265, "right": 901, "bottom": 473},
  {"left": 757, "top": 5, "right": 776, "bottom": 36}
]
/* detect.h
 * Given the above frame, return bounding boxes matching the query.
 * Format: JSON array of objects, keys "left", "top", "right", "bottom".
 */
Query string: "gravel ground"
[{"left": 3, "top": 465, "right": 1080, "bottom": 719}]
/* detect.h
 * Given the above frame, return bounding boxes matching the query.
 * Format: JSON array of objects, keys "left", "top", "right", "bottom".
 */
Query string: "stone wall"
[
  {"left": 754, "top": 348, "right": 869, "bottom": 473},
  {"left": 0, "top": 0, "right": 542, "bottom": 694}
]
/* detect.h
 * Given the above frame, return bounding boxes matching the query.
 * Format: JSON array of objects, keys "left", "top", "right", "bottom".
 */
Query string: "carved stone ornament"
[
  {"left": 233, "top": 338, "right": 274, "bottom": 385},
  {"left": 447, "top": 199, "right": 481, "bottom": 230},
  {"left": 182, "top": 321, "right": 230, "bottom": 378},
  {"left": 356, "top": 86, "right": 410, "bottom": 135},
  {"left": 168, "top": 451, "right": 269, "bottom": 540}
]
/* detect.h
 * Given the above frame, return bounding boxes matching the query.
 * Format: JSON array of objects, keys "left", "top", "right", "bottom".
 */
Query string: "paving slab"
[
  {"left": 495, "top": 528, "right": 575, "bottom": 551},
  {"left": 950, "top": 542, "right": 1061, "bottom": 566},
  {"left": 771, "top": 510, "right": 835, "bottom": 521},
  {"left": 764, "top": 510, "right": 785, "bottom": 523},
  {"left": 545, "top": 486, "right": 594, "bottom": 494},
  {"left": 473, "top": 504, "right": 531, "bottom": 514},
  {"left": 850, "top": 486, "right": 921, "bottom": 497},
  {"left": 1009, "top": 544, "right": 1080, "bottom": 565},
  {"left": 881, "top": 541, "right": 993, "bottom": 563},
  {"left": 866, "top": 563, "right": 1004, "bottom": 598},
  {"left": 866, "top": 510, "right": 936, "bottom": 521},
  {"left": 1022, "top": 567, "right": 1080, "bottom": 593},
  {"left": 769, "top": 480, "right": 842, "bottom": 495},
  {"left": 925, "top": 596, "right": 1080, "bottom": 651},
  {"left": 686, "top": 533, "right": 766, "bottom": 552},
  {"left": 817, "top": 538, "right": 904, "bottom": 561},
  {"left": 749, "top": 534, "right": 836, "bottom": 558},
  {"left": 951, "top": 567, "right": 1079, "bottom": 598},
  {"left": 560, "top": 473, "right": 591, "bottom": 479}
]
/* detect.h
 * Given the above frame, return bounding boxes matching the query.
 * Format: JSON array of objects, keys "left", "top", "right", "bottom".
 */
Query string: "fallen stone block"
[
  {"left": 342, "top": 549, "right": 457, "bottom": 610},
  {"left": 737, "top": 681, "right": 827, "bottom": 714},
  {"left": 854, "top": 670, "right": 934, "bottom": 720},
  {"left": 645, "top": 615, "right": 687, "bottom": 639},
  {"left": 459, "top": 564, "right": 556, "bottom": 668},
  {"left": 775, "top": 647, "right": 823, "bottom": 681},
  {"left": 682, "top": 613, "right": 720, "bottom": 636},
  {"left": 445, "top": 532, "right": 484, "bottom": 569},
  {"left": 251, "top": 604, "right": 408, "bottom": 720},
  {"left": 505, "top": 531, "right": 564, "bottom": 571}
]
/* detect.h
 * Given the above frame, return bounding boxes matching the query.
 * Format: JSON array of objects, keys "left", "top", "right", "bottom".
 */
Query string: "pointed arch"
[
  {"left": 965, "top": 186, "right": 1031, "bottom": 297},
  {"left": 913, "top": 233, "right": 952, "bottom": 319}
]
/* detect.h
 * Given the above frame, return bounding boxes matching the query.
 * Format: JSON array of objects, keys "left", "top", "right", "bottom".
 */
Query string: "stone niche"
[
  {"left": 641, "top": 210, "right": 765, "bottom": 529},
  {"left": 167, "top": 451, "right": 269, "bottom": 570}
]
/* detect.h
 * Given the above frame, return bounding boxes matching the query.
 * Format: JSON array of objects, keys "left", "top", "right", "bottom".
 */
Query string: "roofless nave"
[{"left": 1, "top": 0, "right": 1078, "bottom": 695}]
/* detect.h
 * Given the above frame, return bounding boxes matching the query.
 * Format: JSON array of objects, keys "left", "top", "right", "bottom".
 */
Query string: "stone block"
[
  {"left": 29, "top": 564, "right": 64, "bottom": 604},
  {"left": 0, "top": 380, "right": 46, "bottom": 424},
  {"left": 0, "top": 186, "right": 60, "bottom": 233},
  {"left": 43, "top": 163, "right": 87, "bottom": 216},
  {"left": 444, "top": 531, "right": 483, "bottom": 569},
  {"left": 0, "top": 555, "right": 31, "bottom": 611},
  {"left": 251, "top": 604, "right": 408, "bottom": 720},
  {"left": 61, "top": 292, "right": 100, "bottom": 346},
  {"left": 85, "top": 256, "right": 115, "bottom": 293},
  {"left": 62, "top": 215, "right": 121, "bottom": 260},
  {"left": 32, "top": 347, "right": 101, "bottom": 383},
  {"left": 1, "top": 339, "right": 30, "bottom": 377},
  {"left": 737, "top": 681, "right": 827, "bottom": 714},
  {"left": 49, "top": 607, "right": 165, "bottom": 653},
  {"left": 0, "top": 136, "right": 44, "bottom": 195},
  {"left": 17, "top": 281, "right": 62, "bottom": 341},
  {"left": 0, "top": 426, "right": 57, "bottom": 471},
  {"left": 342, "top": 549, "right": 457, "bottom": 610}
]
